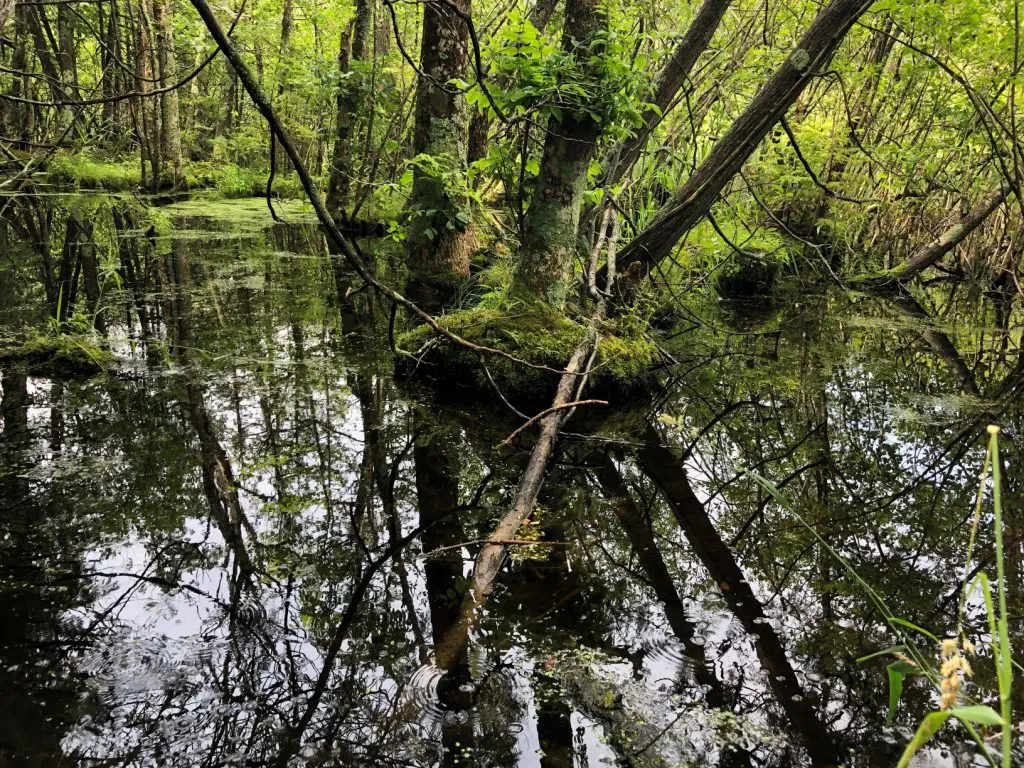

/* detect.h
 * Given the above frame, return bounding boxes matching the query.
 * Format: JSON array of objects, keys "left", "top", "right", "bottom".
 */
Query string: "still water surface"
[{"left": 1, "top": 195, "right": 1021, "bottom": 767}]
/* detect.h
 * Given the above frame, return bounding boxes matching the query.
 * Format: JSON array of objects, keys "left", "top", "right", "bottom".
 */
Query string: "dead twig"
[{"left": 498, "top": 399, "right": 608, "bottom": 447}]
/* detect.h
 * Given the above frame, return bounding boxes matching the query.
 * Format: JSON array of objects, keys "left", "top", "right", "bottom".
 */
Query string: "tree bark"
[
  {"left": 0, "top": 0, "right": 14, "bottom": 37},
  {"left": 4, "top": 6, "right": 31, "bottom": 148},
  {"left": 153, "top": 0, "right": 183, "bottom": 184},
  {"left": 100, "top": 0, "right": 125, "bottom": 146},
  {"left": 882, "top": 188, "right": 1009, "bottom": 281},
  {"left": 326, "top": 0, "right": 372, "bottom": 216},
  {"left": 136, "top": 0, "right": 161, "bottom": 191},
  {"left": 405, "top": 0, "right": 477, "bottom": 309},
  {"left": 510, "top": 0, "right": 605, "bottom": 307},
  {"left": 615, "top": 0, "right": 875, "bottom": 285}
]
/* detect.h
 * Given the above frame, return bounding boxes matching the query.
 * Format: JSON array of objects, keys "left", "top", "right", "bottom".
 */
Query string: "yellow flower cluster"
[{"left": 939, "top": 637, "right": 974, "bottom": 710}]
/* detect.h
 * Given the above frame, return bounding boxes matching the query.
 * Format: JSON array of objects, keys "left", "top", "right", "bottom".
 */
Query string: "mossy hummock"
[
  {"left": 0, "top": 334, "right": 115, "bottom": 376},
  {"left": 396, "top": 305, "right": 659, "bottom": 403}
]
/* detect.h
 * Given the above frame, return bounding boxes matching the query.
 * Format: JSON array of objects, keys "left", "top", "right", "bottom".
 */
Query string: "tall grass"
[{"left": 748, "top": 425, "right": 1015, "bottom": 768}]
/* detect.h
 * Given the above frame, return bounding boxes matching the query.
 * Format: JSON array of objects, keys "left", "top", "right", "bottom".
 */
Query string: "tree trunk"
[
  {"left": 25, "top": 6, "right": 80, "bottom": 137},
  {"left": 860, "top": 187, "right": 1010, "bottom": 284},
  {"left": 606, "top": 0, "right": 731, "bottom": 186},
  {"left": 136, "top": 0, "right": 161, "bottom": 191},
  {"left": 5, "top": 6, "right": 30, "bottom": 148},
  {"left": 272, "top": 0, "right": 293, "bottom": 168},
  {"left": 616, "top": 0, "right": 875, "bottom": 284},
  {"left": 153, "top": 0, "right": 183, "bottom": 184},
  {"left": 326, "top": 0, "right": 371, "bottom": 216},
  {"left": 100, "top": 0, "right": 124, "bottom": 146},
  {"left": 405, "top": 0, "right": 476, "bottom": 309},
  {"left": 509, "top": 0, "right": 605, "bottom": 307},
  {"left": 0, "top": 0, "right": 14, "bottom": 37},
  {"left": 55, "top": 1, "right": 79, "bottom": 96}
]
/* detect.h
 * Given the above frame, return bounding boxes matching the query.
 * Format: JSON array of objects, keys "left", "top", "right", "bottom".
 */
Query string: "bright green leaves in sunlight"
[{"left": 462, "top": 11, "right": 651, "bottom": 141}]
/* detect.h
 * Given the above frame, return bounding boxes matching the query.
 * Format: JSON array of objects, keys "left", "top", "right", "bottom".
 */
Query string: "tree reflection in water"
[{"left": 0, "top": 196, "right": 1021, "bottom": 767}]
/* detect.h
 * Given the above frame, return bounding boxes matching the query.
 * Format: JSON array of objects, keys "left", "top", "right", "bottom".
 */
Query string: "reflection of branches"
[{"left": 271, "top": 471, "right": 494, "bottom": 766}]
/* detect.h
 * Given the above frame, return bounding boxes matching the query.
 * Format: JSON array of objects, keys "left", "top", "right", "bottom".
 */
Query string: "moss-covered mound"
[
  {"left": 0, "top": 335, "right": 115, "bottom": 376},
  {"left": 395, "top": 306, "right": 659, "bottom": 404}
]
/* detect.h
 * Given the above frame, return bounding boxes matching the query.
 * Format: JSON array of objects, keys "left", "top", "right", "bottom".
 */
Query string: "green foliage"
[
  {"left": 467, "top": 11, "right": 650, "bottom": 141},
  {"left": 45, "top": 153, "right": 141, "bottom": 191},
  {"left": 401, "top": 152, "right": 481, "bottom": 241}
]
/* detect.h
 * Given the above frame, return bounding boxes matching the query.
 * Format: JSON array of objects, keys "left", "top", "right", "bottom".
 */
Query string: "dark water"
[{"left": 1, "top": 195, "right": 1022, "bottom": 767}]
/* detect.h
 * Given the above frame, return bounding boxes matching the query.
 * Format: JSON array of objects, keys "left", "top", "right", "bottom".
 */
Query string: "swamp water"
[{"left": 1, "top": 195, "right": 1022, "bottom": 767}]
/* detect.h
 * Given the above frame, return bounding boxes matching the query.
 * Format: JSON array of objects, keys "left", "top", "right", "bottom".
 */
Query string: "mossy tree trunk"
[
  {"left": 510, "top": 0, "right": 605, "bottom": 308},
  {"left": 325, "top": 0, "right": 372, "bottom": 216},
  {"left": 405, "top": 0, "right": 476, "bottom": 309}
]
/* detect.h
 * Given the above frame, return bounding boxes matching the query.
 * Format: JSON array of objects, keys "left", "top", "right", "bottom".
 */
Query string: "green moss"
[
  {"left": 0, "top": 334, "right": 115, "bottom": 376},
  {"left": 45, "top": 153, "right": 142, "bottom": 190},
  {"left": 42, "top": 154, "right": 309, "bottom": 198},
  {"left": 396, "top": 305, "right": 658, "bottom": 402}
]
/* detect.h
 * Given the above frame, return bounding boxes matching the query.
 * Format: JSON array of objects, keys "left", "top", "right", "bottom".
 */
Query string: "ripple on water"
[
  {"left": 407, "top": 662, "right": 477, "bottom": 728},
  {"left": 638, "top": 633, "right": 696, "bottom": 681}
]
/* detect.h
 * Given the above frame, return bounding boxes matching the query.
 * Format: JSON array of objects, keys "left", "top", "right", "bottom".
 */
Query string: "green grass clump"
[{"left": 181, "top": 162, "right": 308, "bottom": 199}]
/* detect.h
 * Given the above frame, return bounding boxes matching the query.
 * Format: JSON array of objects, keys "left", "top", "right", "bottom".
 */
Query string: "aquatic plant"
[{"left": 749, "top": 425, "right": 1016, "bottom": 768}]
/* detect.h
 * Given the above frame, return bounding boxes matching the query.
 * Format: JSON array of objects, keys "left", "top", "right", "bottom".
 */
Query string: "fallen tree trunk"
[
  {"left": 433, "top": 316, "right": 602, "bottom": 669},
  {"left": 430, "top": 207, "right": 618, "bottom": 667},
  {"left": 854, "top": 186, "right": 1009, "bottom": 285}
]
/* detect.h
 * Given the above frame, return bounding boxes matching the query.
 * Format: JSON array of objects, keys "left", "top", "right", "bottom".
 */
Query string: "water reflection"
[{"left": 1, "top": 194, "right": 1021, "bottom": 766}]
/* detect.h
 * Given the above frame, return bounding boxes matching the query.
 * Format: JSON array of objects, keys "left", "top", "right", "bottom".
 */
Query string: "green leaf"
[
  {"left": 896, "top": 711, "right": 951, "bottom": 768},
  {"left": 885, "top": 661, "right": 920, "bottom": 726},
  {"left": 857, "top": 645, "right": 909, "bottom": 663},
  {"left": 890, "top": 617, "right": 939, "bottom": 643},
  {"left": 951, "top": 705, "right": 1004, "bottom": 727}
]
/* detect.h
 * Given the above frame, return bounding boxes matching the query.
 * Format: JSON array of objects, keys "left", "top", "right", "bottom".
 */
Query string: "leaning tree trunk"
[
  {"left": 509, "top": 0, "right": 606, "bottom": 307},
  {"left": 615, "top": 0, "right": 876, "bottom": 285},
  {"left": 606, "top": 0, "right": 732, "bottom": 186},
  {"left": 154, "top": 0, "right": 183, "bottom": 184},
  {"left": 405, "top": 0, "right": 477, "bottom": 309},
  {"left": 325, "top": 0, "right": 372, "bottom": 216}
]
